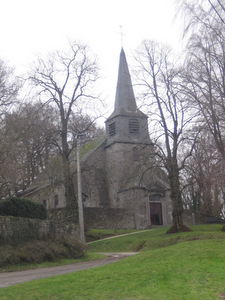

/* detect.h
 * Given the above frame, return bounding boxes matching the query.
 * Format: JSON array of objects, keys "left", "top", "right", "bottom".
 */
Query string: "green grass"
[
  {"left": 0, "top": 252, "right": 105, "bottom": 273},
  {"left": 0, "top": 224, "right": 225, "bottom": 299},
  {"left": 88, "top": 224, "right": 225, "bottom": 252}
]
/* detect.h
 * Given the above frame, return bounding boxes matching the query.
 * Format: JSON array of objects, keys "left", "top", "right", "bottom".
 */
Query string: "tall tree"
[
  {"left": 29, "top": 41, "right": 99, "bottom": 220},
  {"left": 134, "top": 40, "right": 198, "bottom": 232},
  {"left": 0, "top": 102, "right": 104, "bottom": 199},
  {"left": 178, "top": 0, "right": 225, "bottom": 228},
  {"left": 184, "top": 28, "right": 225, "bottom": 159},
  {"left": 179, "top": 0, "right": 225, "bottom": 159},
  {"left": 0, "top": 58, "right": 21, "bottom": 198},
  {"left": 67, "top": 113, "right": 104, "bottom": 150},
  {"left": 178, "top": 0, "right": 225, "bottom": 33},
  {"left": 0, "top": 102, "right": 58, "bottom": 197},
  {"left": 182, "top": 131, "right": 224, "bottom": 218},
  {"left": 0, "top": 59, "right": 20, "bottom": 115}
]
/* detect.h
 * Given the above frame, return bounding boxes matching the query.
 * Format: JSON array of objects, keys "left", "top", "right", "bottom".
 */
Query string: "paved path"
[
  {"left": 0, "top": 252, "right": 137, "bottom": 288},
  {"left": 87, "top": 229, "right": 154, "bottom": 244}
]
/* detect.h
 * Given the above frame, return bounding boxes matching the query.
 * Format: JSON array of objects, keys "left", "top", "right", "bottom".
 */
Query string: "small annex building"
[{"left": 23, "top": 48, "right": 172, "bottom": 229}]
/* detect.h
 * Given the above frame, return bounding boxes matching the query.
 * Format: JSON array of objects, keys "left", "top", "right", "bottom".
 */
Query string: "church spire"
[
  {"left": 105, "top": 48, "right": 151, "bottom": 146},
  {"left": 114, "top": 48, "right": 137, "bottom": 113}
]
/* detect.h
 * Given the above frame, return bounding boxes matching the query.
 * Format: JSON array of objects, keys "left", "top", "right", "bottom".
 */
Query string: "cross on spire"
[{"left": 119, "top": 25, "right": 124, "bottom": 47}]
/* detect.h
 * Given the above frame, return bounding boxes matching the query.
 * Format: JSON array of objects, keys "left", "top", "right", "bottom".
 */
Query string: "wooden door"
[{"left": 150, "top": 202, "right": 163, "bottom": 225}]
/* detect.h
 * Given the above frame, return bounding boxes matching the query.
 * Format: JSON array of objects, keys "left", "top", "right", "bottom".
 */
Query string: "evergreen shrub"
[{"left": 0, "top": 197, "right": 47, "bottom": 220}]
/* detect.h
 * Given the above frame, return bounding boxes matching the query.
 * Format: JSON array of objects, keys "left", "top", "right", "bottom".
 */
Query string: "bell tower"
[{"left": 105, "top": 48, "right": 154, "bottom": 209}]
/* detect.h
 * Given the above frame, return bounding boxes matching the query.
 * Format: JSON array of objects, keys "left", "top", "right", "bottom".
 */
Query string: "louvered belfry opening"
[
  {"left": 129, "top": 118, "right": 139, "bottom": 133},
  {"left": 109, "top": 122, "right": 116, "bottom": 136}
]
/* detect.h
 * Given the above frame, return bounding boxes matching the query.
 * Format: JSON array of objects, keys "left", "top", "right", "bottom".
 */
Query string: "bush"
[
  {"left": 0, "top": 197, "right": 47, "bottom": 220},
  {"left": 0, "top": 239, "right": 86, "bottom": 267}
]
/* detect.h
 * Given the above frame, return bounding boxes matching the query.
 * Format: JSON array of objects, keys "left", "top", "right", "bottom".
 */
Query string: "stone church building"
[{"left": 24, "top": 48, "right": 172, "bottom": 229}]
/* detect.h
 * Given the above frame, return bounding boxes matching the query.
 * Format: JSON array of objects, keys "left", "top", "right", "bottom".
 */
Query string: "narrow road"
[{"left": 0, "top": 252, "right": 137, "bottom": 288}]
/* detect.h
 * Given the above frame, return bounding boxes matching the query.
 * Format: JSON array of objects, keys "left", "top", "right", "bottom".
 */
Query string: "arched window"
[
  {"left": 54, "top": 195, "right": 58, "bottom": 208},
  {"left": 133, "top": 147, "right": 139, "bottom": 161}
]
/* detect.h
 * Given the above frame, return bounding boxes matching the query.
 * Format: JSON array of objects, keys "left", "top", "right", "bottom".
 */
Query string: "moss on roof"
[{"left": 80, "top": 136, "right": 106, "bottom": 159}]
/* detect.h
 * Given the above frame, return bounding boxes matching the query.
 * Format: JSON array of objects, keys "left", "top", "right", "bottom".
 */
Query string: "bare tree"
[
  {"left": 0, "top": 59, "right": 21, "bottom": 198},
  {"left": 0, "top": 101, "right": 104, "bottom": 199},
  {"left": 177, "top": 0, "right": 225, "bottom": 36},
  {"left": 68, "top": 113, "right": 104, "bottom": 150},
  {"left": 29, "top": 41, "right": 99, "bottom": 220},
  {"left": 177, "top": 0, "right": 225, "bottom": 229},
  {"left": 178, "top": 0, "right": 225, "bottom": 159},
  {"left": 0, "top": 59, "right": 20, "bottom": 115},
  {"left": 183, "top": 131, "right": 224, "bottom": 218},
  {"left": 0, "top": 102, "right": 58, "bottom": 197},
  {"left": 134, "top": 40, "right": 199, "bottom": 232}
]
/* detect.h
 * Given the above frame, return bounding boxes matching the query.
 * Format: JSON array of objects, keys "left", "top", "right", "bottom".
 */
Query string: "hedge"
[{"left": 0, "top": 197, "right": 47, "bottom": 220}]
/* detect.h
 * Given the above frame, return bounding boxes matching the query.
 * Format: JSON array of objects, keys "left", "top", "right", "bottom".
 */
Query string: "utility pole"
[{"left": 76, "top": 134, "right": 85, "bottom": 243}]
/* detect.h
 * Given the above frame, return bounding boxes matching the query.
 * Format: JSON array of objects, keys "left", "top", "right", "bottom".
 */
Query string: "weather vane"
[{"left": 119, "top": 25, "right": 124, "bottom": 47}]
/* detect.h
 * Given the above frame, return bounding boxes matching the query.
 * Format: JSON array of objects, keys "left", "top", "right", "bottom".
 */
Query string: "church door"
[{"left": 150, "top": 203, "right": 163, "bottom": 225}]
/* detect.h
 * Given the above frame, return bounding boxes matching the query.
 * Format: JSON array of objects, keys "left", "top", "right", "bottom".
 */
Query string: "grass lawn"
[
  {"left": 88, "top": 224, "right": 225, "bottom": 252},
  {"left": 0, "top": 224, "right": 225, "bottom": 299}
]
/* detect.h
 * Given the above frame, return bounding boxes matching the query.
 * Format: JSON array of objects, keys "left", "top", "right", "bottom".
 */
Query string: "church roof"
[
  {"left": 119, "top": 164, "right": 170, "bottom": 192},
  {"left": 107, "top": 48, "right": 147, "bottom": 121},
  {"left": 115, "top": 48, "right": 137, "bottom": 112},
  {"left": 22, "top": 136, "right": 106, "bottom": 196}
]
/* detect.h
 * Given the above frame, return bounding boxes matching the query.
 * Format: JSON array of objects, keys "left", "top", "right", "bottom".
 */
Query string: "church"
[{"left": 23, "top": 48, "right": 172, "bottom": 229}]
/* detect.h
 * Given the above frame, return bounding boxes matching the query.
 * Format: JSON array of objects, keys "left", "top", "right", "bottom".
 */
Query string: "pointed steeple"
[
  {"left": 105, "top": 48, "right": 151, "bottom": 146},
  {"left": 114, "top": 48, "right": 137, "bottom": 113}
]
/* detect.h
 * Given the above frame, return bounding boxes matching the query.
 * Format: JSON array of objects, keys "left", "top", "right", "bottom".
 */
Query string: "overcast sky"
[{"left": 0, "top": 0, "right": 183, "bottom": 122}]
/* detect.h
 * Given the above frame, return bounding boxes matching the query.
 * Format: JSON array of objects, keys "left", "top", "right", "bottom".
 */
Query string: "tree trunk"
[
  {"left": 62, "top": 155, "right": 78, "bottom": 222},
  {"left": 170, "top": 172, "right": 183, "bottom": 227},
  {"left": 166, "top": 164, "right": 192, "bottom": 234},
  {"left": 61, "top": 119, "right": 78, "bottom": 222}
]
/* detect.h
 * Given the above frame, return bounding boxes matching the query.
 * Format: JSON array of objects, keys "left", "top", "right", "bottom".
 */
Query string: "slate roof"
[
  {"left": 22, "top": 136, "right": 106, "bottom": 196},
  {"left": 106, "top": 48, "right": 147, "bottom": 122}
]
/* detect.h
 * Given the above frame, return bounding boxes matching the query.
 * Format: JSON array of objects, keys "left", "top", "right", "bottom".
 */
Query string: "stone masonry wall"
[
  {"left": 0, "top": 216, "right": 79, "bottom": 244},
  {"left": 80, "top": 141, "right": 110, "bottom": 208},
  {"left": 47, "top": 207, "right": 136, "bottom": 229},
  {"left": 84, "top": 207, "right": 135, "bottom": 229}
]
